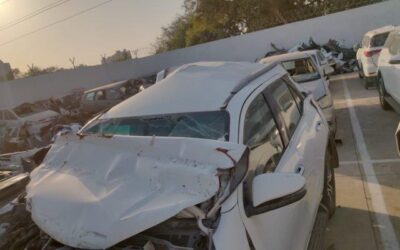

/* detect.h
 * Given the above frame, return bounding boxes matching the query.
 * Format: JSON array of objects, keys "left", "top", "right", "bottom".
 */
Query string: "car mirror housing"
[
  {"left": 389, "top": 55, "right": 400, "bottom": 65},
  {"left": 246, "top": 173, "right": 306, "bottom": 217}
]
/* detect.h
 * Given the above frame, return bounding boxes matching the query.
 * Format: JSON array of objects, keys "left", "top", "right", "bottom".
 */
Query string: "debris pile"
[
  {"left": 0, "top": 75, "right": 155, "bottom": 155},
  {"left": 264, "top": 38, "right": 358, "bottom": 73}
]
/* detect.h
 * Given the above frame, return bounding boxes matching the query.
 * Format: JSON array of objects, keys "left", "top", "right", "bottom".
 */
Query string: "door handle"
[
  {"left": 296, "top": 165, "right": 305, "bottom": 175},
  {"left": 315, "top": 121, "right": 322, "bottom": 132}
]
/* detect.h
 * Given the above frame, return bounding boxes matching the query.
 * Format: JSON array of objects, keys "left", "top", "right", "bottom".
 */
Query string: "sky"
[{"left": 0, "top": 0, "right": 185, "bottom": 71}]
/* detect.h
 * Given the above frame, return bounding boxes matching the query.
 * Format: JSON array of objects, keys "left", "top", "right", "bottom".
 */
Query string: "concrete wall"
[{"left": 1, "top": 0, "right": 400, "bottom": 109}]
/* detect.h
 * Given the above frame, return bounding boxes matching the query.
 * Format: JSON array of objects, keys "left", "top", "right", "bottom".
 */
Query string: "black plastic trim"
[
  {"left": 221, "top": 62, "right": 278, "bottom": 109},
  {"left": 245, "top": 187, "right": 307, "bottom": 217}
]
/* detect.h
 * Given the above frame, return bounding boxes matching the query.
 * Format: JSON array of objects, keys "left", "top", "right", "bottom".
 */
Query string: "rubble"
[
  {"left": 0, "top": 73, "right": 199, "bottom": 249},
  {"left": 263, "top": 37, "right": 358, "bottom": 74}
]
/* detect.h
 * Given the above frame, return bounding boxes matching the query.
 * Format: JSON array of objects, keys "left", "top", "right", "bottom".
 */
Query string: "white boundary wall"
[{"left": 1, "top": 0, "right": 400, "bottom": 109}]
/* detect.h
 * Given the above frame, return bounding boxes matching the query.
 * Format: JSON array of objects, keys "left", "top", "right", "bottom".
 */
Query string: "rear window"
[
  {"left": 82, "top": 111, "right": 229, "bottom": 141},
  {"left": 85, "top": 92, "right": 95, "bottom": 101},
  {"left": 281, "top": 58, "right": 320, "bottom": 83},
  {"left": 370, "top": 32, "right": 390, "bottom": 47}
]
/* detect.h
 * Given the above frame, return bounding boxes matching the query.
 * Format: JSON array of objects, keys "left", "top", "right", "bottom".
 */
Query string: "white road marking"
[
  {"left": 343, "top": 80, "right": 400, "bottom": 250},
  {"left": 340, "top": 158, "right": 400, "bottom": 165}
]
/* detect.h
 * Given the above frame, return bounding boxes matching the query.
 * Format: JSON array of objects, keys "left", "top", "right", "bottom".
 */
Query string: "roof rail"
[{"left": 220, "top": 62, "right": 278, "bottom": 109}]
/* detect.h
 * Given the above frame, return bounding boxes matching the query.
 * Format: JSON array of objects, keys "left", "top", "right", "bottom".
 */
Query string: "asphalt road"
[{"left": 324, "top": 73, "right": 400, "bottom": 250}]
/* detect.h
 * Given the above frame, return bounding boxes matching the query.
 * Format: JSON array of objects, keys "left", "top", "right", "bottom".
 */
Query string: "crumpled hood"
[
  {"left": 300, "top": 79, "right": 327, "bottom": 100},
  {"left": 26, "top": 134, "right": 246, "bottom": 249}
]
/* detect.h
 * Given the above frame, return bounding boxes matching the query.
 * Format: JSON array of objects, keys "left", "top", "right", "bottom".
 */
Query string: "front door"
[{"left": 237, "top": 78, "right": 327, "bottom": 250}]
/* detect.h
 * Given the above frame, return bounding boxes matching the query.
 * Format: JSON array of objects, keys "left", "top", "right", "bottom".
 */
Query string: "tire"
[
  {"left": 364, "top": 78, "right": 370, "bottom": 89},
  {"left": 322, "top": 146, "right": 336, "bottom": 218},
  {"left": 378, "top": 75, "right": 391, "bottom": 110},
  {"left": 358, "top": 62, "right": 364, "bottom": 79}
]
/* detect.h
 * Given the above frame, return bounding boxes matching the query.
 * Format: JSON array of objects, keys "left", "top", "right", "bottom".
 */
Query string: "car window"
[
  {"left": 3, "top": 110, "right": 17, "bottom": 120},
  {"left": 269, "top": 79, "right": 301, "bottom": 138},
  {"left": 107, "top": 88, "right": 123, "bottom": 100},
  {"left": 243, "top": 94, "right": 284, "bottom": 171},
  {"left": 362, "top": 35, "right": 370, "bottom": 48},
  {"left": 281, "top": 57, "right": 320, "bottom": 83},
  {"left": 286, "top": 81, "right": 304, "bottom": 112},
  {"left": 317, "top": 51, "right": 326, "bottom": 65},
  {"left": 311, "top": 55, "right": 318, "bottom": 65},
  {"left": 85, "top": 92, "right": 95, "bottom": 101},
  {"left": 120, "top": 86, "right": 127, "bottom": 96},
  {"left": 83, "top": 111, "right": 229, "bottom": 141},
  {"left": 388, "top": 34, "right": 400, "bottom": 56},
  {"left": 95, "top": 91, "right": 106, "bottom": 100},
  {"left": 371, "top": 32, "right": 390, "bottom": 47}
]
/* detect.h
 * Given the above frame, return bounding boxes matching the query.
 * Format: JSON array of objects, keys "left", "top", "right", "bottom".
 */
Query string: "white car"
[
  {"left": 259, "top": 51, "right": 336, "bottom": 134},
  {"left": 377, "top": 28, "right": 400, "bottom": 111},
  {"left": 0, "top": 106, "right": 59, "bottom": 136},
  {"left": 26, "top": 62, "right": 338, "bottom": 250},
  {"left": 305, "top": 49, "right": 330, "bottom": 70},
  {"left": 356, "top": 25, "right": 395, "bottom": 89}
]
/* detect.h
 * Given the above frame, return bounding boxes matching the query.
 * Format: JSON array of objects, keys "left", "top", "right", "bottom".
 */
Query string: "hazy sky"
[{"left": 0, "top": 0, "right": 184, "bottom": 71}]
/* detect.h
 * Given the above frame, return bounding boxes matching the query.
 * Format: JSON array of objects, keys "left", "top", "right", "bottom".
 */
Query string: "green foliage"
[
  {"left": 23, "top": 64, "right": 64, "bottom": 78},
  {"left": 153, "top": 0, "right": 386, "bottom": 53}
]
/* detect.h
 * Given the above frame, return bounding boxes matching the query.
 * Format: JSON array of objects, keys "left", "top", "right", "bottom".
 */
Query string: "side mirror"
[
  {"left": 323, "top": 65, "right": 335, "bottom": 76},
  {"left": 246, "top": 173, "right": 306, "bottom": 217},
  {"left": 389, "top": 55, "right": 400, "bottom": 65}
]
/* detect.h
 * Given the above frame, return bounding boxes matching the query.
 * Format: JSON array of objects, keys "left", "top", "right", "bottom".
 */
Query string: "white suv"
[
  {"left": 259, "top": 51, "right": 336, "bottom": 134},
  {"left": 27, "top": 62, "right": 338, "bottom": 250},
  {"left": 377, "top": 28, "right": 400, "bottom": 110},
  {"left": 356, "top": 25, "right": 395, "bottom": 89}
]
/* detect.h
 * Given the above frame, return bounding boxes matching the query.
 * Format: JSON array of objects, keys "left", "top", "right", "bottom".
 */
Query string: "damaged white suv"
[{"left": 26, "top": 62, "right": 338, "bottom": 250}]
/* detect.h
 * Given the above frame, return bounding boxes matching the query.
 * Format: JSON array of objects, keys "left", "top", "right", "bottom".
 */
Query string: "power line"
[
  {"left": 0, "top": 0, "right": 71, "bottom": 32},
  {"left": 0, "top": 0, "right": 115, "bottom": 48}
]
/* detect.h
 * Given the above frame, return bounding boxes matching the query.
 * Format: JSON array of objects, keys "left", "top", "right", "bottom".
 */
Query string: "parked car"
[
  {"left": 356, "top": 25, "right": 395, "bottom": 89},
  {"left": 27, "top": 62, "right": 338, "bottom": 250},
  {"left": 0, "top": 104, "right": 60, "bottom": 136},
  {"left": 259, "top": 51, "right": 336, "bottom": 134},
  {"left": 377, "top": 28, "right": 400, "bottom": 111},
  {"left": 155, "top": 65, "right": 180, "bottom": 83},
  {"left": 302, "top": 49, "right": 330, "bottom": 70},
  {"left": 80, "top": 80, "right": 141, "bottom": 114}
]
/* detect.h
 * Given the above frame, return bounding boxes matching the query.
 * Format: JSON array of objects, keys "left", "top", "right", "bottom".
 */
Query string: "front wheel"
[
  {"left": 322, "top": 147, "right": 336, "bottom": 218},
  {"left": 378, "top": 76, "right": 391, "bottom": 110}
]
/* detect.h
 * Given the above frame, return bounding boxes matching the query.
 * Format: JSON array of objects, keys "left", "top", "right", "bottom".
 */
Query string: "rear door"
[
  {"left": 238, "top": 78, "right": 328, "bottom": 250},
  {"left": 380, "top": 34, "right": 400, "bottom": 102}
]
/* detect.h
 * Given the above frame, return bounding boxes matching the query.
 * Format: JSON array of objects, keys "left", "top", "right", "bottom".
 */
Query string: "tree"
[
  {"left": 23, "top": 64, "right": 64, "bottom": 77},
  {"left": 153, "top": 0, "right": 384, "bottom": 53},
  {"left": 11, "top": 68, "right": 21, "bottom": 79}
]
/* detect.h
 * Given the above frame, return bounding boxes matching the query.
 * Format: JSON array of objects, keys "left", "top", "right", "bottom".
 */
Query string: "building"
[{"left": 0, "top": 60, "right": 13, "bottom": 82}]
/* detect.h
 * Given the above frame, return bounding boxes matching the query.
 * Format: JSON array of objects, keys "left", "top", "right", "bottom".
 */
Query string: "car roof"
[
  {"left": 365, "top": 25, "right": 395, "bottom": 37},
  {"left": 84, "top": 80, "right": 130, "bottom": 93},
  {"left": 103, "top": 61, "right": 274, "bottom": 118},
  {"left": 259, "top": 51, "right": 315, "bottom": 64}
]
